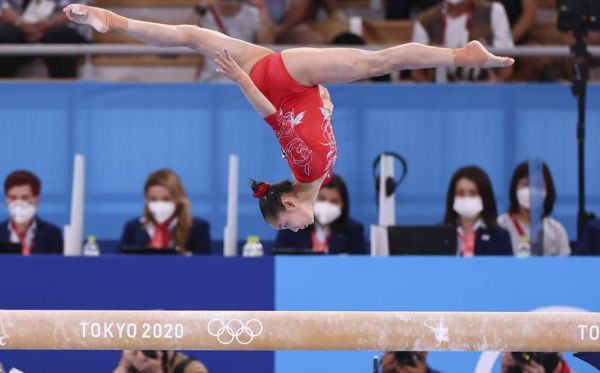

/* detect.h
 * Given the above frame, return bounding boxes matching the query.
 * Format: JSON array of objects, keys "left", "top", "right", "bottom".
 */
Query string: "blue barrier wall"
[
  {"left": 0, "top": 256, "right": 274, "bottom": 373},
  {"left": 275, "top": 257, "right": 600, "bottom": 373},
  {"left": 0, "top": 83, "right": 599, "bottom": 244},
  {"left": 0, "top": 256, "right": 598, "bottom": 372}
]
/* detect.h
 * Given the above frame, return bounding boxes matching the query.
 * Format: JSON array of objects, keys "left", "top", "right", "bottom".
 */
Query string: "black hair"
[
  {"left": 251, "top": 179, "right": 295, "bottom": 221},
  {"left": 309, "top": 174, "right": 350, "bottom": 234},
  {"left": 508, "top": 161, "right": 557, "bottom": 217},
  {"left": 444, "top": 165, "right": 499, "bottom": 229},
  {"left": 331, "top": 32, "right": 366, "bottom": 45},
  {"left": 4, "top": 170, "right": 41, "bottom": 196}
]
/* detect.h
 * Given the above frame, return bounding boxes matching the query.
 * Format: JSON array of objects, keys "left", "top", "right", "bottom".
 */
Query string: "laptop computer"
[
  {"left": 270, "top": 248, "right": 327, "bottom": 256},
  {"left": 0, "top": 242, "right": 23, "bottom": 254},
  {"left": 120, "top": 246, "right": 180, "bottom": 255},
  {"left": 388, "top": 225, "right": 457, "bottom": 255}
]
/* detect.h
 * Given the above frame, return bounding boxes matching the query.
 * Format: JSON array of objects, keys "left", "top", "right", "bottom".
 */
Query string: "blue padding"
[
  {"left": 275, "top": 256, "right": 600, "bottom": 373},
  {"left": 97, "top": 239, "right": 276, "bottom": 255},
  {"left": 0, "top": 83, "right": 598, "bottom": 243},
  {"left": 0, "top": 256, "right": 274, "bottom": 373}
]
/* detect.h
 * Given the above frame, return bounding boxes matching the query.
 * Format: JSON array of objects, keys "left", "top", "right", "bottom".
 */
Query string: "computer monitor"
[
  {"left": 388, "top": 225, "right": 457, "bottom": 255},
  {"left": 0, "top": 242, "right": 22, "bottom": 254},
  {"left": 270, "top": 248, "right": 327, "bottom": 256},
  {"left": 120, "top": 246, "right": 180, "bottom": 255}
]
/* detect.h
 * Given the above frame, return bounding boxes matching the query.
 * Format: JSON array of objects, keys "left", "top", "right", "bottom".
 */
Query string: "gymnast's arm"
[
  {"left": 63, "top": 4, "right": 200, "bottom": 49},
  {"left": 215, "top": 49, "right": 277, "bottom": 118}
]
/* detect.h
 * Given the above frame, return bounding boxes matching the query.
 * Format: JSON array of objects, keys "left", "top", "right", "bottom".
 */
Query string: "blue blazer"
[
  {"left": 575, "top": 219, "right": 600, "bottom": 255},
  {"left": 0, "top": 217, "right": 63, "bottom": 254},
  {"left": 119, "top": 217, "right": 211, "bottom": 254},
  {"left": 473, "top": 225, "right": 513, "bottom": 256},
  {"left": 274, "top": 218, "right": 367, "bottom": 254}
]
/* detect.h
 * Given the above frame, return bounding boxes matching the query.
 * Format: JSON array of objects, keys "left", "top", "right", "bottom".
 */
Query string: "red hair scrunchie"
[{"left": 253, "top": 183, "right": 271, "bottom": 199}]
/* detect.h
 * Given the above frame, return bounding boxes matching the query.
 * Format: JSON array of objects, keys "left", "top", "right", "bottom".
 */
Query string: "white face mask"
[
  {"left": 453, "top": 196, "right": 483, "bottom": 219},
  {"left": 314, "top": 201, "right": 342, "bottom": 226},
  {"left": 8, "top": 200, "right": 37, "bottom": 225},
  {"left": 517, "top": 187, "right": 547, "bottom": 210},
  {"left": 147, "top": 201, "right": 176, "bottom": 224}
]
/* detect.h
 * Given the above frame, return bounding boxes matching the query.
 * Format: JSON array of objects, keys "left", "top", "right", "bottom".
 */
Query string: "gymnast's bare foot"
[
  {"left": 454, "top": 40, "right": 514, "bottom": 68},
  {"left": 63, "top": 4, "right": 128, "bottom": 33}
]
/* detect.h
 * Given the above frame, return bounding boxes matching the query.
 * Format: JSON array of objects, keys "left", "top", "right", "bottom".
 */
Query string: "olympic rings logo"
[{"left": 207, "top": 318, "right": 263, "bottom": 345}]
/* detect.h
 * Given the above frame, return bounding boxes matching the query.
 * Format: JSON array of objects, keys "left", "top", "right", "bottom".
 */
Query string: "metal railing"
[
  {"left": 0, "top": 44, "right": 598, "bottom": 81},
  {"left": 1, "top": 44, "right": 599, "bottom": 57}
]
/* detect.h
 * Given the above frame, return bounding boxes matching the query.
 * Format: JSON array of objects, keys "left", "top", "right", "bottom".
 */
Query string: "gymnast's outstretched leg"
[
  {"left": 281, "top": 43, "right": 515, "bottom": 86},
  {"left": 62, "top": 4, "right": 273, "bottom": 74}
]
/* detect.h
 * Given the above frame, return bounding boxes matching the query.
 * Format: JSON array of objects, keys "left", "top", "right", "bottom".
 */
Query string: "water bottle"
[
  {"left": 82, "top": 235, "right": 100, "bottom": 257},
  {"left": 242, "top": 236, "right": 263, "bottom": 257}
]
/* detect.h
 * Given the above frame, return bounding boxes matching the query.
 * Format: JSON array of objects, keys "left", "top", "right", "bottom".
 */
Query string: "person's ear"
[
  {"left": 32, "top": 196, "right": 40, "bottom": 208},
  {"left": 281, "top": 196, "right": 296, "bottom": 209}
]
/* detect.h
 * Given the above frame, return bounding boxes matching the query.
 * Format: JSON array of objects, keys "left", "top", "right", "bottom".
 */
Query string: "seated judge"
[
  {"left": 444, "top": 166, "right": 512, "bottom": 256},
  {"left": 274, "top": 174, "right": 366, "bottom": 254},
  {"left": 1, "top": 170, "right": 63, "bottom": 254},
  {"left": 120, "top": 169, "right": 211, "bottom": 255},
  {"left": 497, "top": 161, "right": 570, "bottom": 257}
]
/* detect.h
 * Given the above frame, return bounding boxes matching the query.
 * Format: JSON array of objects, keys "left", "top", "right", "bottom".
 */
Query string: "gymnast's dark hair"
[{"left": 251, "top": 179, "right": 295, "bottom": 220}]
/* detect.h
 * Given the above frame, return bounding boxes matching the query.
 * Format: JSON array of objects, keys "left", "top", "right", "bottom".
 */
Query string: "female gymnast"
[{"left": 63, "top": 4, "right": 514, "bottom": 232}]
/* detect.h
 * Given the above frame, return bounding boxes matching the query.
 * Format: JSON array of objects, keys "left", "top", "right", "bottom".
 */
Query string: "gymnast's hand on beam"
[{"left": 215, "top": 49, "right": 244, "bottom": 83}]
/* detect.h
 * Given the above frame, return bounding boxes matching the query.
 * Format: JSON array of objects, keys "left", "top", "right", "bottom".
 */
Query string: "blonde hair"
[{"left": 143, "top": 169, "right": 192, "bottom": 253}]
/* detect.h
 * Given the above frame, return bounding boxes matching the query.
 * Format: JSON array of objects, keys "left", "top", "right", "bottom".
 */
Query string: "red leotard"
[{"left": 250, "top": 52, "right": 337, "bottom": 185}]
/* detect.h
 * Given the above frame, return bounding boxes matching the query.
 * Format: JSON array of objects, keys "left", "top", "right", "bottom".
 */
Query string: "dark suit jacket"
[
  {"left": 274, "top": 218, "right": 367, "bottom": 254},
  {"left": 575, "top": 219, "right": 600, "bottom": 255},
  {"left": 119, "top": 217, "right": 211, "bottom": 254},
  {"left": 0, "top": 217, "right": 63, "bottom": 254},
  {"left": 473, "top": 225, "right": 513, "bottom": 256}
]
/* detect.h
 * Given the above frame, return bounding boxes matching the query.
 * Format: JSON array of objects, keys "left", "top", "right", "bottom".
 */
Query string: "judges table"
[{"left": 0, "top": 256, "right": 598, "bottom": 373}]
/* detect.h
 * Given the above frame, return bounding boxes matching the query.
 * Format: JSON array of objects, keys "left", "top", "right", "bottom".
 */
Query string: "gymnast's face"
[{"left": 268, "top": 196, "right": 315, "bottom": 232}]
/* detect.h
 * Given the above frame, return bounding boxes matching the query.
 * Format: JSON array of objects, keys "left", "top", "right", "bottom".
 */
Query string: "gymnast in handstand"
[{"left": 64, "top": 4, "right": 514, "bottom": 232}]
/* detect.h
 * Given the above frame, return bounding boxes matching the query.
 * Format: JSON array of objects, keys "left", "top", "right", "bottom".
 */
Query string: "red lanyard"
[
  {"left": 310, "top": 231, "right": 332, "bottom": 253},
  {"left": 457, "top": 227, "right": 478, "bottom": 257},
  {"left": 149, "top": 219, "right": 173, "bottom": 249},
  {"left": 441, "top": 0, "right": 474, "bottom": 46},
  {"left": 457, "top": 227, "right": 478, "bottom": 239},
  {"left": 209, "top": 6, "right": 229, "bottom": 36},
  {"left": 10, "top": 220, "right": 33, "bottom": 256},
  {"left": 510, "top": 215, "right": 528, "bottom": 241}
]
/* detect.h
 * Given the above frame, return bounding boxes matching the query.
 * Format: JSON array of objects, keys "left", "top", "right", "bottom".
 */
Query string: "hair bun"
[{"left": 252, "top": 181, "right": 271, "bottom": 199}]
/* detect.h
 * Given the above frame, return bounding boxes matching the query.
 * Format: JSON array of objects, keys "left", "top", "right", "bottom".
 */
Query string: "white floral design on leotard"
[
  {"left": 274, "top": 109, "right": 305, "bottom": 139},
  {"left": 320, "top": 106, "right": 337, "bottom": 178},
  {"left": 272, "top": 108, "right": 313, "bottom": 177},
  {"left": 285, "top": 138, "right": 313, "bottom": 177}
]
